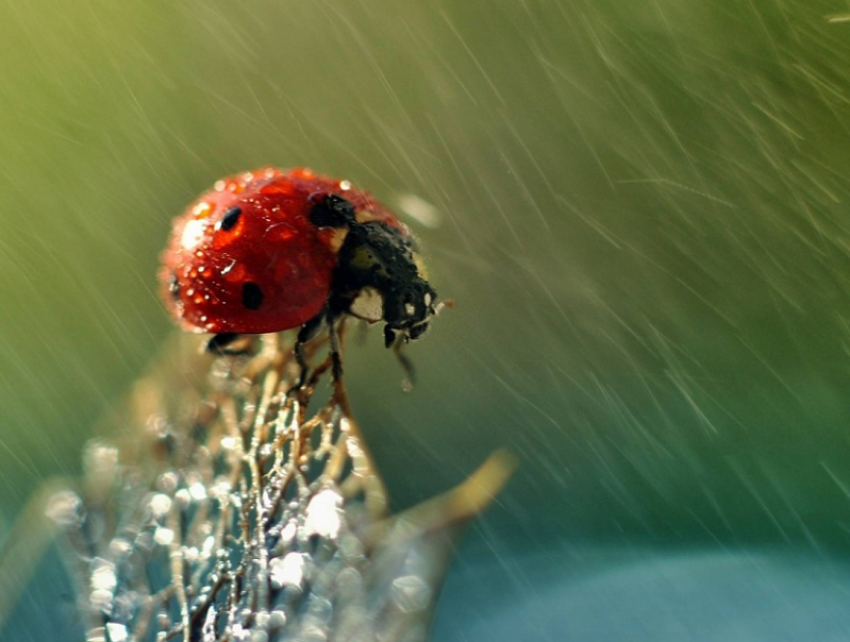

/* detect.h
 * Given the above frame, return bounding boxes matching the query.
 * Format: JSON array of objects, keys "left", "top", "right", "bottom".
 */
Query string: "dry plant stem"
[
  {"left": 167, "top": 507, "right": 190, "bottom": 642},
  {"left": 132, "top": 586, "right": 173, "bottom": 642},
  {"left": 27, "top": 327, "right": 515, "bottom": 642}
]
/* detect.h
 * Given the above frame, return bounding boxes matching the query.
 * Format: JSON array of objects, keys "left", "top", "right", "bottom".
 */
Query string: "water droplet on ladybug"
[{"left": 192, "top": 202, "right": 213, "bottom": 219}]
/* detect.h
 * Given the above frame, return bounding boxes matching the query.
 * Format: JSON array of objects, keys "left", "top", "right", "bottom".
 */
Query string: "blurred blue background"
[{"left": 3, "top": 0, "right": 850, "bottom": 639}]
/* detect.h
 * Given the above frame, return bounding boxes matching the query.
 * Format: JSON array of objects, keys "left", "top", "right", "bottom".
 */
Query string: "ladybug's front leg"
[
  {"left": 326, "top": 313, "right": 343, "bottom": 383},
  {"left": 294, "top": 311, "right": 328, "bottom": 388},
  {"left": 385, "top": 326, "right": 416, "bottom": 388}
]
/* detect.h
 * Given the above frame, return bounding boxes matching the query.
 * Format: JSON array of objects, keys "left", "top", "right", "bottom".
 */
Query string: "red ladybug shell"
[{"left": 160, "top": 167, "right": 406, "bottom": 335}]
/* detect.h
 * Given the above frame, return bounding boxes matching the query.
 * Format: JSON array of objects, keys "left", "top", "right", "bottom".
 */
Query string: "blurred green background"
[{"left": 3, "top": 0, "right": 850, "bottom": 639}]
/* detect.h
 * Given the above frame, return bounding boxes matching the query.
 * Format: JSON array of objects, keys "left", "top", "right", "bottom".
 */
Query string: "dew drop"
[{"left": 192, "top": 202, "right": 213, "bottom": 219}]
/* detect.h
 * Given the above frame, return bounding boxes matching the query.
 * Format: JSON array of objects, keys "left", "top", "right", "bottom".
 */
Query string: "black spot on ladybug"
[
  {"left": 219, "top": 207, "right": 242, "bottom": 232},
  {"left": 242, "top": 282, "right": 264, "bottom": 310},
  {"left": 310, "top": 194, "right": 355, "bottom": 228},
  {"left": 169, "top": 273, "right": 180, "bottom": 301}
]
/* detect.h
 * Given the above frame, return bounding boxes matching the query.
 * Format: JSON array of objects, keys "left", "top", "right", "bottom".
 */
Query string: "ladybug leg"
[
  {"left": 385, "top": 326, "right": 416, "bottom": 388},
  {"left": 327, "top": 313, "right": 343, "bottom": 383},
  {"left": 384, "top": 325, "right": 397, "bottom": 348},
  {"left": 294, "top": 312, "right": 327, "bottom": 389},
  {"left": 207, "top": 332, "right": 244, "bottom": 354}
]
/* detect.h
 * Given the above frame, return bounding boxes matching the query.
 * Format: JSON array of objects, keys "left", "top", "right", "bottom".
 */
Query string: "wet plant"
[{"left": 48, "top": 331, "right": 512, "bottom": 642}]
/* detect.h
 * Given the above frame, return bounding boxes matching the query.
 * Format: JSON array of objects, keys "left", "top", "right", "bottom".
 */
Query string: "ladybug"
[{"left": 159, "top": 167, "right": 438, "bottom": 382}]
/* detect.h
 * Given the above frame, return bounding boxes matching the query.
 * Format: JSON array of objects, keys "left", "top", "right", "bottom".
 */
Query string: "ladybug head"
[
  {"left": 380, "top": 275, "right": 438, "bottom": 347},
  {"left": 330, "top": 220, "right": 438, "bottom": 347}
]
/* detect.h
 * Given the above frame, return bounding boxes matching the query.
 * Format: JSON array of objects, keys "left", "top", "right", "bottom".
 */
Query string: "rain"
[{"left": 2, "top": 0, "right": 850, "bottom": 640}]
